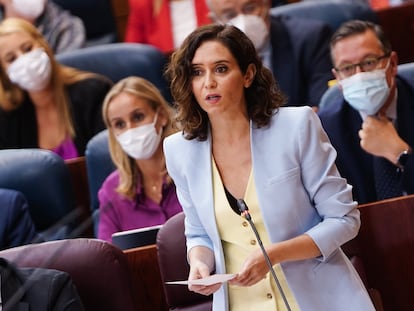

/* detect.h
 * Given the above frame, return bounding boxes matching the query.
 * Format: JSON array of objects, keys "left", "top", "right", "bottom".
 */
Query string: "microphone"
[{"left": 236, "top": 199, "right": 292, "bottom": 311}]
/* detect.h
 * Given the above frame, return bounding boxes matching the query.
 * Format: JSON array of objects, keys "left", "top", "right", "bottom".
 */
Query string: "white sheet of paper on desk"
[{"left": 166, "top": 274, "right": 236, "bottom": 286}]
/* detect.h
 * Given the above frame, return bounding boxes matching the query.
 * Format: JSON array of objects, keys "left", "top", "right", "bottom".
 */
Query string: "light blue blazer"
[{"left": 164, "top": 107, "right": 375, "bottom": 311}]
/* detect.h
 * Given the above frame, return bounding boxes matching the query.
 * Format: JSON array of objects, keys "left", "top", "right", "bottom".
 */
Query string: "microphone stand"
[{"left": 236, "top": 199, "right": 291, "bottom": 311}]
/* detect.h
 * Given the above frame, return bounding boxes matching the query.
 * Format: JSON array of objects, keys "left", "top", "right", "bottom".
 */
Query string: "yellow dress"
[{"left": 212, "top": 158, "right": 300, "bottom": 311}]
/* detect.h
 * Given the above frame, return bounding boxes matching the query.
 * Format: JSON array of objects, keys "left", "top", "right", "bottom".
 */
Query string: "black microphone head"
[
  {"left": 236, "top": 199, "right": 252, "bottom": 220},
  {"left": 224, "top": 187, "right": 241, "bottom": 215},
  {"left": 236, "top": 199, "right": 249, "bottom": 213}
]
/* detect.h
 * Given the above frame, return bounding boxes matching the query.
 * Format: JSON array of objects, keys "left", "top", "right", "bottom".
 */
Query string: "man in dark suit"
[
  {"left": 318, "top": 20, "right": 414, "bottom": 204},
  {"left": 0, "top": 188, "right": 41, "bottom": 250},
  {"left": 206, "top": 0, "right": 333, "bottom": 109},
  {"left": 0, "top": 258, "right": 85, "bottom": 310}
]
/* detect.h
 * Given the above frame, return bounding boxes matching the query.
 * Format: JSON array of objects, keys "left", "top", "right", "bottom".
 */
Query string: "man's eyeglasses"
[{"left": 334, "top": 53, "right": 391, "bottom": 78}]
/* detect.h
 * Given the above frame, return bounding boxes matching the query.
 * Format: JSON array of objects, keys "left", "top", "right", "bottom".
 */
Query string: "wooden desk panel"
[
  {"left": 375, "top": 2, "right": 414, "bottom": 65},
  {"left": 65, "top": 156, "right": 94, "bottom": 237},
  {"left": 124, "top": 245, "right": 168, "bottom": 311},
  {"left": 356, "top": 195, "right": 414, "bottom": 311}
]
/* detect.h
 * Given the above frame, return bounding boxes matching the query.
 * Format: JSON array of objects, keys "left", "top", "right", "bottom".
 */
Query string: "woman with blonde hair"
[
  {"left": 0, "top": 18, "right": 112, "bottom": 159},
  {"left": 97, "top": 76, "right": 181, "bottom": 242}
]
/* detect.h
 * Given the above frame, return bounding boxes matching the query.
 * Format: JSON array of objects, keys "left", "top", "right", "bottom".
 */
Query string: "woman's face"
[
  {"left": 0, "top": 31, "right": 40, "bottom": 70},
  {"left": 107, "top": 92, "right": 166, "bottom": 136},
  {"left": 190, "top": 40, "right": 254, "bottom": 118}
]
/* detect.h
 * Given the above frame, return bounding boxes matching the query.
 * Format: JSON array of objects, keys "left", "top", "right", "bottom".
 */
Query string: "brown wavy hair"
[{"left": 165, "top": 24, "right": 286, "bottom": 141}]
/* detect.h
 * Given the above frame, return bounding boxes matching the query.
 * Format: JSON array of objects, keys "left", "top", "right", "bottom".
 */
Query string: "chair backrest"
[
  {"left": 0, "top": 238, "right": 136, "bottom": 311},
  {"left": 0, "top": 149, "right": 75, "bottom": 232},
  {"left": 319, "top": 61, "right": 414, "bottom": 109},
  {"left": 397, "top": 61, "right": 414, "bottom": 83},
  {"left": 51, "top": 0, "right": 118, "bottom": 45},
  {"left": 56, "top": 42, "right": 172, "bottom": 102},
  {"left": 270, "top": 0, "right": 378, "bottom": 32},
  {"left": 84, "top": 130, "right": 115, "bottom": 235},
  {"left": 156, "top": 212, "right": 213, "bottom": 311}
]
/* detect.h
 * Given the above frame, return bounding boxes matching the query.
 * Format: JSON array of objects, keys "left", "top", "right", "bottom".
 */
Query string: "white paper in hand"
[{"left": 166, "top": 273, "right": 236, "bottom": 286}]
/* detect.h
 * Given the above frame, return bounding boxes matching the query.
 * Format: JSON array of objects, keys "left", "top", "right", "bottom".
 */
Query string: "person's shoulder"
[
  {"left": 70, "top": 76, "right": 112, "bottom": 89},
  {"left": 66, "top": 76, "right": 112, "bottom": 103},
  {"left": 267, "top": 107, "right": 316, "bottom": 132},
  {"left": 39, "top": 2, "right": 85, "bottom": 34},
  {"left": 397, "top": 73, "right": 414, "bottom": 93},
  {"left": 272, "top": 14, "right": 331, "bottom": 31},
  {"left": 101, "top": 170, "right": 121, "bottom": 190},
  {"left": 164, "top": 131, "right": 201, "bottom": 164},
  {"left": 0, "top": 188, "right": 26, "bottom": 208},
  {"left": 275, "top": 106, "right": 314, "bottom": 120},
  {"left": 270, "top": 14, "right": 332, "bottom": 41},
  {"left": 318, "top": 95, "right": 347, "bottom": 120},
  {"left": 10, "top": 264, "right": 84, "bottom": 310},
  {"left": 43, "top": 1, "right": 80, "bottom": 24},
  {"left": 98, "top": 170, "right": 122, "bottom": 201},
  {"left": 164, "top": 131, "right": 187, "bottom": 146}
]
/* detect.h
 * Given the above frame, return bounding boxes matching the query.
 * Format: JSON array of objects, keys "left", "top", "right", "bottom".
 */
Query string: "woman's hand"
[
  {"left": 230, "top": 235, "right": 321, "bottom": 287},
  {"left": 229, "top": 248, "right": 269, "bottom": 287},
  {"left": 188, "top": 259, "right": 222, "bottom": 295},
  {"left": 188, "top": 246, "right": 221, "bottom": 295}
]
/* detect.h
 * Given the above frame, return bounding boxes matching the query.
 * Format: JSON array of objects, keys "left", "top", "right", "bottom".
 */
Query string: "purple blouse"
[
  {"left": 97, "top": 170, "right": 182, "bottom": 242},
  {"left": 51, "top": 137, "right": 79, "bottom": 160}
]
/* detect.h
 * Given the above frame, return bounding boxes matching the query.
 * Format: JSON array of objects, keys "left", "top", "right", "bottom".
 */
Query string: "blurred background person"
[
  {"left": 318, "top": 20, "right": 414, "bottom": 204},
  {"left": 124, "top": 0, "right": 211, "bottom": 54},
  {"left": 0, "top": 0, "right": 86, "bottom": 53},
  {"left": 0, "top": 18, "right": 112, "bottom": 159},
  {"left": 97, "top": 76, "right": 182, "bottom": 243},
  {"left": 207, "top": 0, "right": 333, "bottom": 109}
]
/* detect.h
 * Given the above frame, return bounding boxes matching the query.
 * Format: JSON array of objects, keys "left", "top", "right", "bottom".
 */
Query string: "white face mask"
[
  {"left": 227, "top": 14, "right": 268, "bottom": 51},
  {"left": 116, "top": 112, "right": 162, "bottom": 160},
  {"left": 11, "top": 0, "right": 47, "bottom": 20},
  {"left": 7, "top": 48, "right": 52, "bottom": 92},
  {"left": 339, "top": 68, "right": 390, "bottom": 116}
]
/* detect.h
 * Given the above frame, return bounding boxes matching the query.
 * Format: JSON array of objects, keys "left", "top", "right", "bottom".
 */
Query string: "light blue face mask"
[{"left": 339, "top": 68, "right": 390, "bottom": 115}]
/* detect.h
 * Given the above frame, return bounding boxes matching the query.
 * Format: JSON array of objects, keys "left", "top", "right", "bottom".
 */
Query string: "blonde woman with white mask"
[
  {"left": 0, "top": 0, "right": 85, "bottom": 53},
  {"left": 0, "top": 18, "right": 112, "bottom": 159},
  {"left": 97, "top": 76, "right": 182, "bottom": 243}
]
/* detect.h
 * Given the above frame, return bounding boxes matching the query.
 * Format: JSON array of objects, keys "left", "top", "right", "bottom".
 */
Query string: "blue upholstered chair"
[
  {"left": 85, "top": 130, "right": 115, "bottom": 236},
  {"left": 270, "top": 0, "right": 378, "bottom": 32},
  {"left": 0, "top": 149, "right": 77, "bottom": 238},
  {"left": 56, "top": 42, "right": 172, "bottom": 102},
  {"left": 319, "top": 62, "right": 414, "bottom": 109}
]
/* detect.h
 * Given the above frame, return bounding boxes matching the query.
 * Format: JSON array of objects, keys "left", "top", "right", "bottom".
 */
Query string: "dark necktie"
[{"left": 373, "top": 156, "right": 403, "bottom": 200}]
